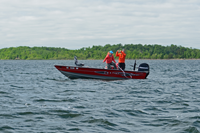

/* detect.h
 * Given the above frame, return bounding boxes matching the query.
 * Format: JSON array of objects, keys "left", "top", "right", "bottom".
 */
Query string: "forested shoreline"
[{"left": 0, "top": 44, "right": 200, "bottom": 60}]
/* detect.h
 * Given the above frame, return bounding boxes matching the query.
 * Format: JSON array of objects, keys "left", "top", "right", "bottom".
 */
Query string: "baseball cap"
[{"left": 109, "top": 51, "right": 113, "bottom": 54}]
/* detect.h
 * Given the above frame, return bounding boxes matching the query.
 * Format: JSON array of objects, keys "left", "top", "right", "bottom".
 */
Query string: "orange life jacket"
[{"left": 116, "top": 51, "right": 126, "bottom": 63}]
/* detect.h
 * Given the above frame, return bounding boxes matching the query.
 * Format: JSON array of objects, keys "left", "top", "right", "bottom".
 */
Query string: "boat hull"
[{"left": 55, "top": 65, "right": 148, "bottom": 80}]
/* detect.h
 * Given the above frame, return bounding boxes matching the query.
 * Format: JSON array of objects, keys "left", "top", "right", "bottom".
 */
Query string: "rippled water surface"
[{"left": 0, "top": 60, "right": 200, "bottom": 133}]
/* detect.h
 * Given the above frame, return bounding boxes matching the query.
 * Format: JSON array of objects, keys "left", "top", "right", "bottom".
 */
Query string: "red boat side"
[{"left": 55, "top": 65, "right": 148, "bottom": 80}]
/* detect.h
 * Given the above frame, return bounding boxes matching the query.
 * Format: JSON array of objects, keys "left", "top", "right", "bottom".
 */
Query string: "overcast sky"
[{"left": 0, "top": 0, "right": 200, "bottom": 49}]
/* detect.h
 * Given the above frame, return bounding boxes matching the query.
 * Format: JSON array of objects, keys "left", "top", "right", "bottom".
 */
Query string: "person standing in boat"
[
  {"left": 103, "top": 51, "right": 117, "bottom": 69},
  {"left": 116, "top": 49, "right": 126, "bottom": 70}
]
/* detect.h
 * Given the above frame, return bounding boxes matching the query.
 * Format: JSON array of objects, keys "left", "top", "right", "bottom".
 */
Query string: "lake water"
[{"left": 0, "top": 60, "right": 200, "bottom": 133}]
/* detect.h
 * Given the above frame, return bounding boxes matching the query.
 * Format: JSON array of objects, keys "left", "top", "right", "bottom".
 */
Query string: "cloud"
[{"left": 0, "top": 0, "right": 199, "bottom": 49}]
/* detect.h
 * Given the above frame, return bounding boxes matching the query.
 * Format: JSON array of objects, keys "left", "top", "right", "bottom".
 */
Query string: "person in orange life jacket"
[
  {"left": 116, "top": 49, "right": 126, "bottom": 70},
  {"left": 103, "top": 51, "right": 117, "bottom": 69}
]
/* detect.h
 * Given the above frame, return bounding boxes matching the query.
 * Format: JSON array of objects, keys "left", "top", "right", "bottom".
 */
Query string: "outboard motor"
[
  {"left": 138, "top": 63, "right": 150, "bottom": 77},
  {"left": 74, "top": 56, "right": 84, "bottom": 66}
]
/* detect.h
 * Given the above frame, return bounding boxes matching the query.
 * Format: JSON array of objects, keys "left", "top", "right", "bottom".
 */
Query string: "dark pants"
[
  {"left": 107, "top": 62, "right": 117, "bottom": 69},
  {"left": 118, "top": 63, "right": 125, "bottom": 70}
]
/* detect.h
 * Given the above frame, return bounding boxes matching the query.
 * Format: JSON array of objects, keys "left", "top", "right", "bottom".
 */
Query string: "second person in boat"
[
  {"left": 116, "top": 49, "right": 126, "bottom": 70},
  {"left": 103, "top": 51, "right": 117, "bottom": 69}
]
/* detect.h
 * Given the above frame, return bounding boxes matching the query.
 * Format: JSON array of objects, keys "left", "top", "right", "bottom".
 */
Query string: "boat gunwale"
[{"left": 54, "top": 65, "right": 148, "bottom": 74}]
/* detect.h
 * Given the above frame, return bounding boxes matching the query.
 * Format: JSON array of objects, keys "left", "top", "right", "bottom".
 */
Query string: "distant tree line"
[{"left": 0, "top": 44, "right": 200, "bottom": 60}]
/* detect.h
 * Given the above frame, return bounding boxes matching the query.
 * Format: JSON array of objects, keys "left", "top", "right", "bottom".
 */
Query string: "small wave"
[
  {"left": 74, "top": 105, "right": 85, "bottom": 109},
  {"left": 58, "top": 113, "right": 81, "bottom": 119},
  {"left": 151, "top": 118, "right": 181, "bottom": 127},
  {"left": 45, "top": 78, "right": 70, "bottom": 82},
  {"left": 0, "top": 114, "right": 19, "bottom": 119},
  {"left": 33, "top": 98, "right": 76, "bottom": 103},
  {"left": 68, "top": 128, "right": 81, "bottom": 131},
  {"left": 50, "top": 109, "right": 82, "bottom": 119},
  {"left": 0, "top": 91, "right": 8, "bottom": 94},
  {"left": 17, "top": 111, "right": 35, "bottom": 115},
  {"left": 189, "top": 116, "right": 200, "bottom": 120},
  {"left": 117, "top": 109, "right": 149, "bottom": 117},
  {"left": 184, "top": 126, "right": 199, "bottom": 133},
  {"left": 81, "top": 117, "right": 118, "bottom": 127},
  {"left": 24, "top": 119, "right": 35, "bottom": 122},
  {"left": 20, "top": 72, "right": 43, "bottom": 75},
  {"left": 0, "top": 125, "right": 14, "bottom": 131},
  {"left": 118, "top": 128, "right": 131, "bottom": 132},
  {"left": 10, "top": 85, "right": 24, "bottom": 88},
  {"left": 143, "top": 106, "right": 165, "bottom": 113}
]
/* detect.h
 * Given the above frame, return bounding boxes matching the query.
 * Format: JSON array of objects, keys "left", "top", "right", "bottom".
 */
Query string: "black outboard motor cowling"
[
  {"left": 138, "top": 63, "right": 150, "bottom": 77},
  {"left": 138, "top": 63, "right": 149, "bottom": 72}
]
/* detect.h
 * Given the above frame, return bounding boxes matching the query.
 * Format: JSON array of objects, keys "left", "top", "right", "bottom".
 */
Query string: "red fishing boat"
[{"left": 54, "top": 56, "right": 149, "bottom": 80}]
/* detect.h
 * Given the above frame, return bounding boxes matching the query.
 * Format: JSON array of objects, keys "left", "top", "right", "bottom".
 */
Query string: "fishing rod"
[{"left": 114, "top": 62, "right": 132, "bottom": 79}]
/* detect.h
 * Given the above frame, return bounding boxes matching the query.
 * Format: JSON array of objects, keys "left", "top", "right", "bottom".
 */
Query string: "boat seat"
[
  {"left": 75, "top": 62, "right": 84, "bottom": 66},
  {"left": 74, "top": 56, "right": 84, "bottom": 67}
]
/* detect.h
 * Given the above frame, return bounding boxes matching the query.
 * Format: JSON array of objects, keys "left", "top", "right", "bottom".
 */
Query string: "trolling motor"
[
  {"left": 74, "top": 56, "right": 84, "bottom": 66},
  {"left": 130, "top": 60, "right": 137, "bottom": 70},
  {"left": 133, "top": 60, "right": 136, "bottom": 70}
]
